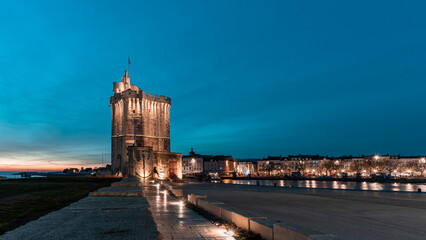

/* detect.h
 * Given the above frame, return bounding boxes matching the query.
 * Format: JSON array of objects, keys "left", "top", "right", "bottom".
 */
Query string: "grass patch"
[{"left": 0, "top": 176, "right": 120, "bottom": 235}]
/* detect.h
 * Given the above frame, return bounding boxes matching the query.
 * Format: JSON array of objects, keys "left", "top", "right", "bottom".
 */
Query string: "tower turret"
[{"left": 122, "top": 70, "right": 130, "bottom": 85}]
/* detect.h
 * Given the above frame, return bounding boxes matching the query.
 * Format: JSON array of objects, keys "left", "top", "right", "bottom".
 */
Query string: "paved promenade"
[
  {"left": 141, "top": 179, "right": 233, "bottom": 240},
  {"left": 1, "top": 178, "right": 233, "bottom": 240},
  {"left": 175, "top": 182, "right": 426, "bottom": 240}
]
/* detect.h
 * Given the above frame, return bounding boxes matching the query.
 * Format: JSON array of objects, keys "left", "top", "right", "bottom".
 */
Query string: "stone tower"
[{"left": 110, "top": 71, "right": 182, "bottom": 178}]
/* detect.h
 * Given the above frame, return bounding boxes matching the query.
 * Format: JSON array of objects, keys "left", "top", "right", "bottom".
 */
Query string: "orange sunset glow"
[{"left": 0, "top": 157, "right": 103, "bottom": 172}]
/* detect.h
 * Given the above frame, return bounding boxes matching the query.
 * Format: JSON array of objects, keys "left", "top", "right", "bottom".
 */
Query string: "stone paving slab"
[
  {"left": 141, "top": 180, "right": 234, "bottom": 240},
  {"left": 90, "top": 185, "right": 143, "bottom": 197},
  {"left": 111, "top": 177, "right": 141, "bottom": 187},
  {"left": 1, "top": 196, "right": 158, "bottom": 240},
  {"left": 111, "top": 181, "right": 141, "bottom": 187}
]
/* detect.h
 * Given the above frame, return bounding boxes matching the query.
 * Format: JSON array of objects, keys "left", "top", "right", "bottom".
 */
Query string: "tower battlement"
[
  {"left": 110, "top": 89, "right": 171, "bottom": 105},
  {"left": 111, "top": 71, "right": 171, "bottom": 104}
]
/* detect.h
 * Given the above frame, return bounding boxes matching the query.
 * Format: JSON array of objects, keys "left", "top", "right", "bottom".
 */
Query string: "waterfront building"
[
  {"left": 203, "top": 155, "right": 236, "bottom": 176},
  {"left": 182, "top": 148, "right": 204, "bottom": 175},
  {"left": 236, "top": 160, "right": 257, "bottom": 176},
  {"left": 110, "top": 71, "right": 182, "bottom": 178},
  {"left": 257, "top": 156, "right": 284, "bottom": 176},
  {"left": 296, "top": 155, "right": 328, "bottom": 176},
  {"left": 384, "top": 155, "right": 425, "bottom": 177}
]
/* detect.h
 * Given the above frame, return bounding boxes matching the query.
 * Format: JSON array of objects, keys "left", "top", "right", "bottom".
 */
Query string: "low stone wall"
[
  {"left": 197, "top": 198, "right": 224, "bottom": 217},
  {"left": 159, "top": 181, "right": 339, "bottom": 240},
  {"left": 250, "top": 218, "right": 274, "bottom": 240},
  {"left": 221, "top": 206, "right": 235, "bottom": 223},
  {"left": 188, "top": 194, "right": 207, "bottom": 205}
]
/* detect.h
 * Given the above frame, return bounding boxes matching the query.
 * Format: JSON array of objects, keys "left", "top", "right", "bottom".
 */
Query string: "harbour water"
[
  {"left": 0, "top": 172, "right": 47, "bottom": 179},
  {"left": 0, "top": 172, "right": 22, "bottom": 179},
  {"left": 221, "top": 179, "right": 426, "bottom": 192}
]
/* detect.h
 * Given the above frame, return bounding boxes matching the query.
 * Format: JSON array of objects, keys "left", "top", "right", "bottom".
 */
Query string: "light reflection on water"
[{"left": 223, "top": 179, "right": 426, "bottom": 192}]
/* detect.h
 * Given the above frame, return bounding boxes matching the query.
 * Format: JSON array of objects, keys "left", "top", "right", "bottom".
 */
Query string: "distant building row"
[
  {"left": 182, "top": 151, "right": 426, "bottom": 178},
  {"left": 256, "top": 154, "right": 426, "bottom": 177}
]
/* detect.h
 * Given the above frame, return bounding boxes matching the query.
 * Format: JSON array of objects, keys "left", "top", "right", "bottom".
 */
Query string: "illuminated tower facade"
[{"left": 110, "top": 71, "right": 181, "bottom": 178}]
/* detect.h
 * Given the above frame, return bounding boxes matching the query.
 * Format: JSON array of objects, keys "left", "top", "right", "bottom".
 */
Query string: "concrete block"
[
  {"left": 208, "top": 203, "right": 222, "bottom": 218},
  {"left": 221, "top": 206, "right": 235, "bottom": 223},
  {"left": 194, "top": 195, "right": 208, "bottom": 207},
  {"left": 197, "top": 199, "right": 223, "bottom": 218},
  {"left": 172, "top": 188, "right": 183, "bottom": 197},
  {"left": 219, "top": 206, "right": 254, "bottom": 228},
  {"left": 229, "top": 209, "right": 267, "bottom": 231},
  {"left": 187, "top": 194, "right": 196, "bottom": 205},
  {"left": 232, "top": 212, "right": 251, "bottom": 230},
  {"left": 250, "top": 218, "right": 274, "bottom": 240},
  {"left": 197, "top": 198, "right": 208, "bottom": 209}
]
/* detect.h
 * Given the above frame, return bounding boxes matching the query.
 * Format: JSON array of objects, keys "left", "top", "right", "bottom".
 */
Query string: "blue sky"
[{"left": 1, "top": 0, "right": 426, "bottom": 169}]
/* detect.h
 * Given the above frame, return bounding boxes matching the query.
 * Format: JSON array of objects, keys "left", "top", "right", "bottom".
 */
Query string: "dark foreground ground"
[{"left": 0, "top": 177, "right": 120, "bottom": 235}]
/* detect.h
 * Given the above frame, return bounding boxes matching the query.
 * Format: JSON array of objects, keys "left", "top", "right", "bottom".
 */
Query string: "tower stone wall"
[{"left": 110, "top": 71, "right": 181, "bottom": 178}]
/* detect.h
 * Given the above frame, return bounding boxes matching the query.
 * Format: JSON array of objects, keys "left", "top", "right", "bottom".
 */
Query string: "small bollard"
[
  {"left": 418, "top": 188, "right": 422, "bottom": 192},
  {"left": 274, "top": 183, "right": 277, "bottom": 187}
]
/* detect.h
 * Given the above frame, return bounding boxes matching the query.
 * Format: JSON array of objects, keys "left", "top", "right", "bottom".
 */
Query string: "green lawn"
[{"left": 0, "top": 176, "right": 120, "bottom": 235}]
